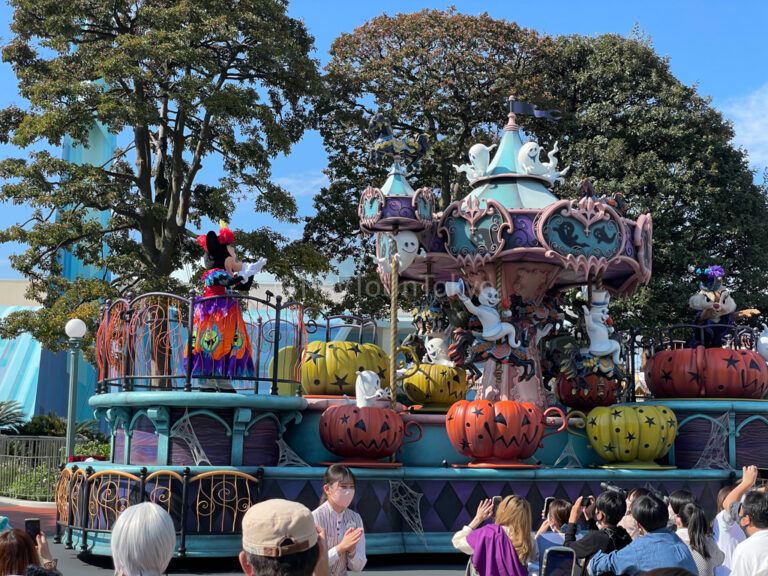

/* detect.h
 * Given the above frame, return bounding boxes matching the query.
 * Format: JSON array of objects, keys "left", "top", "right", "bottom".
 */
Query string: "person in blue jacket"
[{"left": 589, "top": 494, "right": 698, "bottom": 575}]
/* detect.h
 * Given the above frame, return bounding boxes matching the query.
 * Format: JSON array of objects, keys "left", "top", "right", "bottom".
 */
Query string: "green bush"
[
  {"left": 75, "top": 439, "right": 111, "bottom": 458},
  {"left": 15, "top": 412, "right": 66, "bottom": 436},
  {"left": 0, "top": 462, "right": 60, "bottom": 501},
  {"left": 15, "top": 413, "right": 109, "bottom": 443}
]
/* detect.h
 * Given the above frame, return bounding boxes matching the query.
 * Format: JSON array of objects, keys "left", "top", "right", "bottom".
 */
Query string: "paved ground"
[{"left": 1, "top": 500, "right": 466, "bottom": 576}]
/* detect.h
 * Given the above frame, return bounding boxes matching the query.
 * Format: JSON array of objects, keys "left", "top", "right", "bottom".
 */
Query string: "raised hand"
[
  {"left": 742, "top": 465, "right": 759, "bottom": 488},
  {"left": 569, "top": 496, "right": 584, "bottom": 524},
  {"left": 469, "top": 498, "right": 495, "bottom": 529}
]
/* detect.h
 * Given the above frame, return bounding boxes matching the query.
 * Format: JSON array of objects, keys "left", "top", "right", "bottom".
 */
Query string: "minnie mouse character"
[{"left": 185, "top": 221, "right": 266, "bottom": 389}]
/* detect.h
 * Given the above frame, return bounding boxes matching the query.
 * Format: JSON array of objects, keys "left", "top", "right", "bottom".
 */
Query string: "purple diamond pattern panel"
[{"left": 259, "top": 477, "right": 725, "bottom": 536}]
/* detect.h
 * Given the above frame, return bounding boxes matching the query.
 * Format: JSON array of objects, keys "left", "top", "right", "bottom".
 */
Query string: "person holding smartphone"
[
  {"left": 535, "top": 498, "right": 573, "bottom": 567},
  {"left": 0, "top": 528, "right": 60, "bottom": 576},
  {"left": 563, "top": 493, "right": 632, "bottom": 575},
  {"left": 452, "top": 496, "right": 535, "bottom": 576},
  {"left": 588, "top": 494, "right": 697, "bottom": 575}
]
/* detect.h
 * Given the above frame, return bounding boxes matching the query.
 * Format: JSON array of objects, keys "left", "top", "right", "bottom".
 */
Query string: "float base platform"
[{"left": 57, "top": 464, "right": 734, "bottom": 557}]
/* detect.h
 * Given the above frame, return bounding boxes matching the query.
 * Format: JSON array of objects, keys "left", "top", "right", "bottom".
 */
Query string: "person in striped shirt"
[{"left": 312, "top": 465, "right": 366, "bottom": 576}]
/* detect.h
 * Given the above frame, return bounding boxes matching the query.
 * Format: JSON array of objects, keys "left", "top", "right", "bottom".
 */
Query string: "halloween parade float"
[{"left": 55, "top": 101, "right": 768, "bottom": 557}]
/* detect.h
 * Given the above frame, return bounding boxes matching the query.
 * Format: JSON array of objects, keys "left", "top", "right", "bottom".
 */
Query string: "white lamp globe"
[{"left": 65, "top": 318, "right": 87, "bottom": 339}]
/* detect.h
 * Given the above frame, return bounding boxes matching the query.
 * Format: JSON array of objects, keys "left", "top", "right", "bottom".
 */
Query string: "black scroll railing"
[{"left": 93, "top": 291, "right": 381, "bottom": 396}]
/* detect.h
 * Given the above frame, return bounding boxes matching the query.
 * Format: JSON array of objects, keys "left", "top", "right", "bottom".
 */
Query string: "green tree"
[
  {"left": 307, "top": 11, "right": 768, "bottom": 326},
  {"left": 538, "top": 31, "right": 768, "bottom": 327},
  {"left": 0, "top": 400, "right": 25, "bottom": 432},
  {"left": 304, "top": 8, "right": 555, "bottom": 317},
  {"left": 0, "top": 0, "right": 328, "bottom": 351}
]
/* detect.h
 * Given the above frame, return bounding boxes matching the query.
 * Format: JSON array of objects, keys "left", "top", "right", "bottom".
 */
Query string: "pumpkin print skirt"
[{"left": 185, "top": 296, "right": 255, "bottom": 379}]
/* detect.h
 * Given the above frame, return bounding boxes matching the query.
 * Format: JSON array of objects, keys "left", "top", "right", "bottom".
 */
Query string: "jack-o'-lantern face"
[
  {"left": 200, "top": 326, "right": 221, "bottom": 353},
  {"left": 231, "top": 329, "right": 244, "bottom": 351},
  {"left": 446, "top": 400, "right": 544, "bottom": 461},
  {"left": 319, "top": 405, "right": 405, "bottom": 460}
]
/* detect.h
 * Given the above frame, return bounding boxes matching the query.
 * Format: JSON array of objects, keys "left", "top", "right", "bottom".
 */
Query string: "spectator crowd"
[{"left": 0, "top": 464, "right": 766, "bottom": 576}]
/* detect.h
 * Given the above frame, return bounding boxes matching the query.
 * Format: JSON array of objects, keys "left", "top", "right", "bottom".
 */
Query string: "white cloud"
[
  {"left": 272, "top": 170, "right": 328, "bottom": 198},
  {"left": 721, "top": 84, "right": 768, "bottom": 169}
]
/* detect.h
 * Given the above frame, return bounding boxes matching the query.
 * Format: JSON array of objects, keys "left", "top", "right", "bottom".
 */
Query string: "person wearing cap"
[
  {"left": 730, "top": 490, "right": 768, "bottom": 576},
  {"left": 239, "top": 499, "right": 330, "bottom": 576}
]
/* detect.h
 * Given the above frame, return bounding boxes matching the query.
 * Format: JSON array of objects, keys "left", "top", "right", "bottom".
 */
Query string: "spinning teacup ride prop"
[
  {"left": 567, "top": 404, "right": 678, "bottom": 469},
  {"left": 446, "top": 399, "right": 566, "bottom": 468}
]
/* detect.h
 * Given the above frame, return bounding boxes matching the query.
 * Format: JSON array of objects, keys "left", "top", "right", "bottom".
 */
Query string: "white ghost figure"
[
  {"left": 376, "top": 231, "right": 426, "bottom": 274},
  {"left": 580, "top": 290, "right": 622, "bottom": 364},
  {"left": 423, "top": 337, "right": 453, "bottom": 366},
  {"left": 517, "top": 140, "right": 570, "bottom": 184},
  {"left": 457, "top": 285, "right": 519, "bottom": 347},
  {"left": 453, "top": 143, "right": 497, "bottom": 182},
  {"left": 355, "top": 369, "right": 391, "bottom": 408},
  {"left": 757, "top": 324, "right": 768, "bottom": 363}
]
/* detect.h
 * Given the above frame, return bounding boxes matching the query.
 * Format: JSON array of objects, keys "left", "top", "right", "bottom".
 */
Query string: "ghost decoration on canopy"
[
  {"left": 453, "top": 143, "right": 497, "bottom": 182},
  {"left": 517, "top": 140, "right": 570, "bottom": 185},
  {"left": 376, "top": 230, "right": 426, "bottom": 274}
]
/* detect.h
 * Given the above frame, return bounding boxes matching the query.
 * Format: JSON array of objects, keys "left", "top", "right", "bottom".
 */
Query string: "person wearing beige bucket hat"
[{"left": 238, "top": 499, "right": 330, "bottom": 576}]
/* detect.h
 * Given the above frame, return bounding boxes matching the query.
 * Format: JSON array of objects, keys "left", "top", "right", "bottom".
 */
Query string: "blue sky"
[{"left": 1, "top": 0, "right": 767, "bottom": 281}]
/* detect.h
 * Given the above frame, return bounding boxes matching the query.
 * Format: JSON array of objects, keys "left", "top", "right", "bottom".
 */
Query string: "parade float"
[{"left": 54, "top": 101, "right": 768, "bottom": 558}]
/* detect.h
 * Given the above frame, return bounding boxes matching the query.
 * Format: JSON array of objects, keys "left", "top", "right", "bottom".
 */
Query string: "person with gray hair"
[{"left": 111, "top": 502, "right": 176, "bottom": 576}]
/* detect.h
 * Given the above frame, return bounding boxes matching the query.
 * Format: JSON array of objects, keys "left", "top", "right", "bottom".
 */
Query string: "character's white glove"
[{"left": 241, "top": 257, "right": 267, "bottom": 279}]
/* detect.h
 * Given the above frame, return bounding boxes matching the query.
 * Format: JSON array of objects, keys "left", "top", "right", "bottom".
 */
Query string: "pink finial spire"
[{"left": 505, "top": 95, "right": 519, "bottom": 130}]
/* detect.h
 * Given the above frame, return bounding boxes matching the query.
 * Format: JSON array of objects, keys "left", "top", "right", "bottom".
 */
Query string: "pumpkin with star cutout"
[
  {"left": 319, "top": 404, "right": 421, "bottom": 460},
  {"left": 645, "top": 346, "right": 768, "bottom": 399},
  {"left": 555, "top": 373, "right": 623, "bottom": 411},
  {"left": 580, "top": 404, "right": 677, "bottom": 466},
  {"left": 301, "top": 341, "right": 389, "bottom": 396},
  {"left": 446, "top": 400, "right": 565, "bottom": 464},
  {"left": 402, "top": 364, "right": 469, "bottom": 409}
]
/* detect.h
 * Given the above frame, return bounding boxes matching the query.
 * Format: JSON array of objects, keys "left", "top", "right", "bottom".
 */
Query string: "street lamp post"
[{"left": 65, "top": 318, "right": 87, "bottom": 460}]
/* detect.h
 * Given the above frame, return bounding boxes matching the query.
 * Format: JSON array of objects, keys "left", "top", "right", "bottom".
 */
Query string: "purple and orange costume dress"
[{"left": 186, "top": 269, "right": 255, "bottom": 378}]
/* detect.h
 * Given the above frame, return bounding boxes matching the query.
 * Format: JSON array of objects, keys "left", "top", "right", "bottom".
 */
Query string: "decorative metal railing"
[
  {"left": 0, "top": 435, "right": 66, "bottom": 501},
  {"left": 54, "top": 465, "right": 264, "bottom": 556},
  {"left": 93, "top": 291, "right": 378, "bottom": 395}
]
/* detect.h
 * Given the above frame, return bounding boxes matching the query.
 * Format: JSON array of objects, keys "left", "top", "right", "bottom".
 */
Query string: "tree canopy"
[
  {"left": 0, "top": 0, "right": 328, "bottom": 350},
  {"left": 305, "top": 9, "right": 768, "bottom": 327}
]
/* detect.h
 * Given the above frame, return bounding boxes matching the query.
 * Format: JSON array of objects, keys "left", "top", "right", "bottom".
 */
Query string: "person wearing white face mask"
[{"left": 312, "top": 465, "right": 366, "bottom": 576}]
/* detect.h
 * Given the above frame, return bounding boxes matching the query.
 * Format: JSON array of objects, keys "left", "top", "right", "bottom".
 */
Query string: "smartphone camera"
[
  {"left": 24, "top": 518, "right": 41, "bottom": 542},
  {"left": 542, "top": 496, "right": 555, "bottom": 518},
  {"left": 491, "top": 495, "right": 503, "bottom": 516}
]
